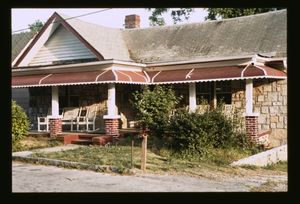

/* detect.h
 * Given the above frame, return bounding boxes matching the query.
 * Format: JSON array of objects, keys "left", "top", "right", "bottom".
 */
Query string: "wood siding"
[{"left": 29, "top": 24, "right": 97, "bottom": 66}]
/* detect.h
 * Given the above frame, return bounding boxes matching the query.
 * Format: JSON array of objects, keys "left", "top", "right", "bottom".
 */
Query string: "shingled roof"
[
  {"left": 57, "top": 13, "right": 133, "bottom": 62},
  {"left": 11, "top": 31, "right": 36, "bottom": 62},
  {"left": 12, "top": 9, "right": 287, "bottom": 66},
  {"left": 121, "top": 9, "right": 286, "bottom": 63}
]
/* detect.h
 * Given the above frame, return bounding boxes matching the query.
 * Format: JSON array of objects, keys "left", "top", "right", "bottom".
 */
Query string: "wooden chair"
[
  {"left": 37, "top": 107, "right": 51, "bottom": 131},
  {"left": 61, "top": 107, "right": 82, "bottom": 131},
  {"left": 76, "top": 106, "right": 98, "bottom": 132}
]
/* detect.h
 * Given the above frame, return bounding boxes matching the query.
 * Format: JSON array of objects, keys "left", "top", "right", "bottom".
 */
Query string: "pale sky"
[{"left": 11, "top": 8, "right": 208, "bottom": 33}]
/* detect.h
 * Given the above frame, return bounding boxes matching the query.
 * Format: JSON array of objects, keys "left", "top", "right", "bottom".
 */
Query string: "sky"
[{"left": 11, "top": 8, "right": 208, "bottom": 33}]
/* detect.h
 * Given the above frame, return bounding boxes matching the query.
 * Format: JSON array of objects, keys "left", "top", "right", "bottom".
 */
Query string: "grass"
[
  {"left": 26, "top": 134, "right": 287, "bottom": 176},
  {"left": 12, "top": 135, "right": 63, "bottom": 152}
]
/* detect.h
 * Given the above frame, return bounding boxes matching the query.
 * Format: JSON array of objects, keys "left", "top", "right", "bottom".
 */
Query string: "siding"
[{"left": 29, "top": 24, "right": 97, "bottom": 66}]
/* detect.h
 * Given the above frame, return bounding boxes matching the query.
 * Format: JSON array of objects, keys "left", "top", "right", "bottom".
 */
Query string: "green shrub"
[
  {"left": 12, "top": 100, "right": 30, "bottom": 145},
  {"left": 168, "top": 98, "right": 261, "bottom": 159},
  {"left": 130, "top": 85, "right": 182, "bottom": 138}
]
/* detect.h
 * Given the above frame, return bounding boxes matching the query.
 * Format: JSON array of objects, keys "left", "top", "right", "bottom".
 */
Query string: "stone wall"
[
  {"left": 231, "top": 79, "right": 287, "bottom": 147},
  {"left": 253, "top": 79, "right": 287, "bottom": 147}
]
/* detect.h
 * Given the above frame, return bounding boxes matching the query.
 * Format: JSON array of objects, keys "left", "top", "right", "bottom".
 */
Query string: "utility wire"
[{"left": 12, "top": 8, "right": 112, "bottom": 33}]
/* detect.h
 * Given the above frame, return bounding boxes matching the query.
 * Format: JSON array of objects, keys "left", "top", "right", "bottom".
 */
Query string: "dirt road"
[{"left": 12, "top": 162, "right": 287, "bottom": 192}]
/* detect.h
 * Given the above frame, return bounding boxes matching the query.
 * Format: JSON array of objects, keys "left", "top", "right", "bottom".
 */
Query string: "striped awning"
[
  {"left": 12, "top": 65, "right": 286, "bottom": 88},
  {"left": 12, "top": 69, "right": 149, "bottom": 88},
  {"left": 147, "top": 65, "right": 287, "bottom": 84}
]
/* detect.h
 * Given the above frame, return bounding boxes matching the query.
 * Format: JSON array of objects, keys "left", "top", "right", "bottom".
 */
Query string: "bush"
[
  {"left": 168, "top": 98, "right": 261, "bottom": 159},
  {"left": 130, "top": 85, "right": 182, "bottom": 138},
  {"left": 12, "top": 100, "right": 30, "bottom": 145}
]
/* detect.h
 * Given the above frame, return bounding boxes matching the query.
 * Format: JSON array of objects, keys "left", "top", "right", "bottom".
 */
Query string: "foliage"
[
  {"left": 146, "top": 8, "right": 195, "bottom": 26},
  {"left": 203, "top": 8, "right": 283, "bottom": 21},
  {"left": 12, "top": 100, "right": 30, "bottom": 145},
  {"left": 28, "top": 19, "right": 45, "bottom": 32},
  {"left": 168, "top": 98, "right": 263, "bottom": 160},
  {"left": 130, "top": 85, "right": 183, "bottom": 138}
]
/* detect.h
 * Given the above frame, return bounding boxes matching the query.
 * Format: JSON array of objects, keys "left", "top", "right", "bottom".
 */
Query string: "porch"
[{"left": 27, "top": 128, "right": 140, "bottom": 146}]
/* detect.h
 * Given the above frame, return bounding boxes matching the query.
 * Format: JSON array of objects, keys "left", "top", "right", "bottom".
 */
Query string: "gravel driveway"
[{"left": 12, "top": 162, "right": 287, "bottom": 192}]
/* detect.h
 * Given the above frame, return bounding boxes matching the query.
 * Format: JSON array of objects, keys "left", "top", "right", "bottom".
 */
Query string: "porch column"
[
  {"left": 189, "top": 82, "right": 196, "bottom": 112},
  {"left": 49, "top": 86, "right": 62, "bottom": 137},
  {"left": 243, "top": 79, "right": 260, "bottom": 141},
  {"left": 103, "top": 83, "right": 120, "bottom": 142}
]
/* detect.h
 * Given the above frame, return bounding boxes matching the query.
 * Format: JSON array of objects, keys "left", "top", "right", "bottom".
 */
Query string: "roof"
[
  {"left": 56, "top": 13, "right": 133, "bottom": 62},
  {"left": 121, "top": 9, "right": 287, "bottom": 63},
  {"left": 12, "top": 9, "right": 287, "bottom": 66},
  {"left": 11, "top": 31, "right": 36, "bottom": 62}
]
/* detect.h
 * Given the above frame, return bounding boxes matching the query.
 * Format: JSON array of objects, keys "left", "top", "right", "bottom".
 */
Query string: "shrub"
[
  {"left": 12, "top": 100, "right": 30, "bottom": 145},
  {"left": 168, "top": 98, "right": 261, "bottom": 159},
  {"left": 130, "top": 85, "right": 182, "bottom": 138}
]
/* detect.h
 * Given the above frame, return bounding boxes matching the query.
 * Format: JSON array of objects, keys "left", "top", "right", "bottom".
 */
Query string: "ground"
[{"left": 12, "top": 160, "right": 287, "bottom": 192}]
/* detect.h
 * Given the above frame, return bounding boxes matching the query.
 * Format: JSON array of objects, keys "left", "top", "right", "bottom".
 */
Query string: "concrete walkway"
[{"left": 12, "top": 144, "right": 87, "bottom": 157}]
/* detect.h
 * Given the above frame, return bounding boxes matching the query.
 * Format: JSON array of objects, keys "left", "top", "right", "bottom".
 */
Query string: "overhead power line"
[{"left": 12, "top": 8, "right": 112, "bottom": 33}]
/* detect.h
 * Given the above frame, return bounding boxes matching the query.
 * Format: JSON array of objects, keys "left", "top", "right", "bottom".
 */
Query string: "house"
[{"left": 11, "top": 9, "right": 287, "bottom": 147}]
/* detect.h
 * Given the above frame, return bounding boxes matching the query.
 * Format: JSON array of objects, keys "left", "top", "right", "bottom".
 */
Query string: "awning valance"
[
  {"left": 147, "top": 65, "right": 287, "bottom": 84},
  {"left": 12, "top": 65, "right": 286, "bottom": 88},
  {"left": 12, "top": 70, "right": 149, "bottom": 88}
]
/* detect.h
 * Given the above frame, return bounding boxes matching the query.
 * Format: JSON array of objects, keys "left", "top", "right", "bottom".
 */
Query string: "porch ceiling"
[{"left": 11, "top": 65, "right": 286, "bottom": 88}]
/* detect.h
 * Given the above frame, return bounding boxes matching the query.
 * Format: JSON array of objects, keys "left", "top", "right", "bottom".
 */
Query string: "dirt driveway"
[{"left": 12, "top": 161, "right": 287, "bottom": 192}]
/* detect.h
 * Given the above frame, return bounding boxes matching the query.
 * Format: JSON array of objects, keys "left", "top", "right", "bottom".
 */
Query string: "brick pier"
[
  {"left": 245, "top": 115, "right": 259, "bottom": 141},
  {"left": 49, "top": 118, "right": 62, "bottom": 137}
]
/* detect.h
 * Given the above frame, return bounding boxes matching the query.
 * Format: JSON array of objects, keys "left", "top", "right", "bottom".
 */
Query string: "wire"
[{"left": 12, "top": 8, "right": 112, "bottom": 33}]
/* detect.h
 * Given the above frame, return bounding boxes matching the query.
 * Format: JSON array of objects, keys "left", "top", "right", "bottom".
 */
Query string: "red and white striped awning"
[
  {"left": 147, "top": 65, "right": 287, "bottom": 84},
  {"left": 12, "top": 65, "right": 286, "bottom": 88},
  {"left": 12, "top": 69, "right": 149, "bottom": 88}
]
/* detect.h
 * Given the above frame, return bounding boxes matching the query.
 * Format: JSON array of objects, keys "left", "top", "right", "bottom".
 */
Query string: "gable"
[{"left": 29, "top": 24, "right": 98, "bottom": 66}]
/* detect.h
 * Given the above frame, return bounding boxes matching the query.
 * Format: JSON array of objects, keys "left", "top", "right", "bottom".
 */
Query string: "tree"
[
  {"left": 28, "top": 19, "right": 45, "bottom": 33},
  {"left": 146, "top": 8, "right": 195, "bottom": 26},
  {"left": 203, "top": 8, "right": 283, "bottom": 21}
]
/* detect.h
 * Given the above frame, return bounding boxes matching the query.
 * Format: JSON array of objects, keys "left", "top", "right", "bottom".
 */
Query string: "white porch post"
[
  {"left": 245, "top": 79, "right": 253, "bottom": 114},
  {"left": 51, "top": 86, "right": 59, "bottom": 116},
  {"left": 107, "top": 83, "right": 116, "bottom": 116},
  {"left": 189, "top": 82, "right": 196, "bottom": 112}
]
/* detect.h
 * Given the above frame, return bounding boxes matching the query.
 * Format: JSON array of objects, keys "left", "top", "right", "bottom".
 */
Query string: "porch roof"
[
  {"left": 12, "top": 69, "right": 149, "bottom": 88},
  {"left": 12, "top": 65, "right": 286, "bottom": 88},
  {"left": 147, "top": 65, "right": 286, "bottom": 84}
]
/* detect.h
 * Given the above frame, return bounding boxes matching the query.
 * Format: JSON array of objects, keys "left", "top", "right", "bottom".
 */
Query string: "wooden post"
[
  {"left": 141, "top": 136, "right": 147, "bottom": 170},
  {"left": 131, "top": 140, "right": 134, "bottom": 168}
]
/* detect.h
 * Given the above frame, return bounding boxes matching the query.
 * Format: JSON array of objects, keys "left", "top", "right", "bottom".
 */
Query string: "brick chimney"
[{"left": 125, "top": 14, "right": 140, "bottom": 29}]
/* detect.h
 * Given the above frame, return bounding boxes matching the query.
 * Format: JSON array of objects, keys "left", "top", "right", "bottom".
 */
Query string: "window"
[
  {"left": 196, "top": 81, "right": 232, "bottom": 105},
  {"left": 196, "top": 82, "right": 211, "bottom": 103},
  {"left": 216, "top": 81, "right": 231, "bottom": 104},
  {"left": 59, "top": 86, "right": 79, "bottom": 108}
]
